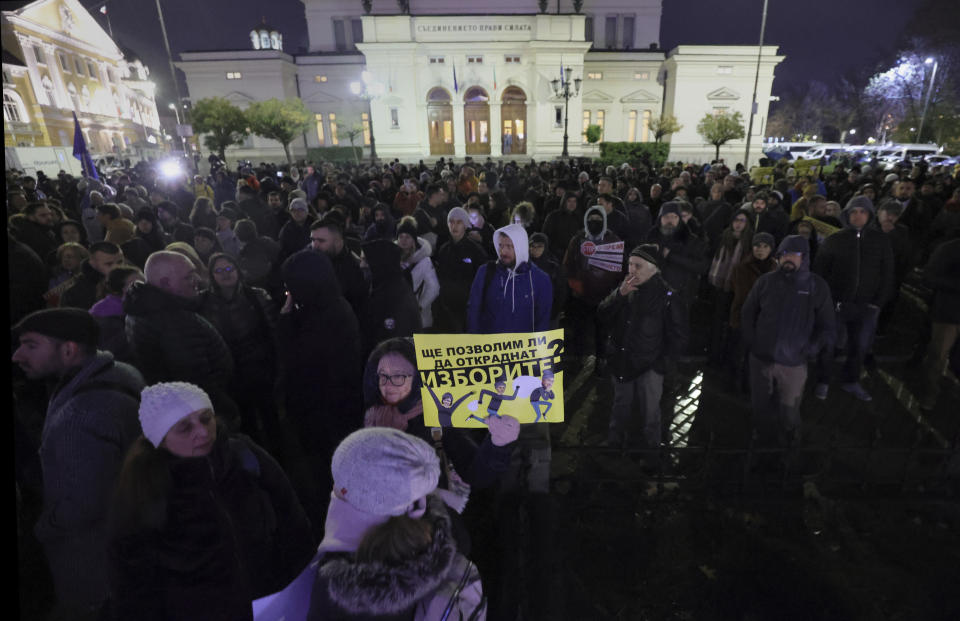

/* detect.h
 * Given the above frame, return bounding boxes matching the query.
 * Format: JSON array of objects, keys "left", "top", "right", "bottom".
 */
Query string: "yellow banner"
[
  {"left": 414, "top": 330, "right": 564, "bottom": 427},
  {"left": 802, "top": 215, "right": 841, "bottom": 238},
  {"left": 750, "top": 166, "right": 774, "bottom": 185},
  {"left": 792, "top": 159, "right": 822, "bottom": 177}
]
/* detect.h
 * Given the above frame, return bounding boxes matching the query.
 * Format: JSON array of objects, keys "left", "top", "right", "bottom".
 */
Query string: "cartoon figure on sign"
[
  {"left": 468, "top": 378, "right": 519, "bottom": 424},
  {"left": 529, "top": 370, "right": 556, "bottom": 422},
  {"left": 426, "top": 386, "right": 475, "bottom": 427}
]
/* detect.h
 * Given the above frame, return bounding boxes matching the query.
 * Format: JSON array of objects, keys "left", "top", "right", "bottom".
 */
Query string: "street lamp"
[
  {"left": 168, "top": 102, "right": 187, "bottom": 154},
  {"left": 917, "top": 57, "right": 939, "bottom": 143},
  {"left": 550, "top": 67, "right": 582, "bottom": 159},
  {"left": 350, "top": 70, "right": 384, "bottom": 161}
]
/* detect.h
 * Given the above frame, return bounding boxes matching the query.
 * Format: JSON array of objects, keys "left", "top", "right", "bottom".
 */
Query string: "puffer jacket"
[
  {"left": 35, "top": 352, "right": 143, "bottom": 610},
  {"left": 742, "top": 236, "right": 836, "bottom": 366},
  {"left": 110, "top": 426, "right": 314, "bottom": 621},
  {"left": 400, "top": 237, "right": 440, "bottom": 328},
  {"left": 598, "top": 275, "right": 687, "bottom": 381},
  {"left": 200, "top": 284, "right": 277, "bottom": 380},
  {"left": 813, "top": 199, "right": 895, "bottom": 307},
  {"left": 123, "top": 282, "right": 234, "bottom": 394}
]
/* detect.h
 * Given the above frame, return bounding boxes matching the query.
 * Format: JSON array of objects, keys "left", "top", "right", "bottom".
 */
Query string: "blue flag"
[
  {"left": 453, "top": 62, "right": 458, "bottom": 93},
  {"left": 72, "top": 111, "right": 99, "bottom": 180}
]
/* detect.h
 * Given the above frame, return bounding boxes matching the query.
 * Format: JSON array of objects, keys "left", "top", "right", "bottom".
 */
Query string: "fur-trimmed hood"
[{"left": 319, "top": 494, "right": 456, "bottom": 616}]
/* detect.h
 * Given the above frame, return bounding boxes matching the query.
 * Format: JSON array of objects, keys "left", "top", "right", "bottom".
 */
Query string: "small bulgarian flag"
[{"left": 453, "top": 62, "right": 458, "bottom": 93}]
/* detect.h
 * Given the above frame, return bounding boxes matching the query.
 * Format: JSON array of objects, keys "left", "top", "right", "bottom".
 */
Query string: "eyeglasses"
[
  {"left": 213, "top": 265, "right": 236, "bottom": 274},
  {"left": 378, "top": 372, "right": 412, "bottom": 386}
]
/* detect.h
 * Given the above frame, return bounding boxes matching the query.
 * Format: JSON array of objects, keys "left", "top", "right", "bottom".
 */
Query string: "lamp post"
[
  {"left": 917, "top": 57, "right": 938, "bottom": 143},
  {"left": 550, "top": 67, "right": 582, "bottom": 159},
  {"left": 168, "top": 102, "right": 187, "bottom": 154},
  {"left": 350, "top": 71, "right": 384, "bottom": 161}
]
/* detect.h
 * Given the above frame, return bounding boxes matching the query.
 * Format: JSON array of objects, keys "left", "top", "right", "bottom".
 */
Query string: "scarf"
[{"left": 709, "top": 239, "right": 745, "bottom": 290}]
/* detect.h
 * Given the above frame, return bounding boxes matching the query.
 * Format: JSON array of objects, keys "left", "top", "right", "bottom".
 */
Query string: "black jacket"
[
  {"left": 200, "top": 284, "right": 278, "bottom": 381},
  {"left": 542, "top": 209, "right": 582, "bottom": 261},
  {"left": 123, "top": 282, "right": 234, "bottom": 394},
  {"left": 644, "top": 221, "right": 710, "bottom": 301},
  {"left": 60, "top": 261, "right": 103, "bottom": 310},
  {"left": 9, "top": 234, "right": 48, "bottom": 324},
  {"left": 277, "top": 217, "right": 315, "bottom": 263},
  {"left": 239, "top": 198, "right": 278, "bottom": 240},
  {"left": 359, "top": 241, "right": 422, "bottom": 358},
  {"left": 279, "top": 251, "right": 363, "bottom": 451},
  {"left": 13, "top": 217, "right": 58, "bottom": 263},
  {"left": 110, "top": 428, "right": 314, "bottom": 621},
  {"left": 752, "top": 205, "right": 790, "bottom": 245},
  {"left": 330, "top": 245, "right": 368, "bottom": 318},
  {"left": 924, "top": 237, "right": 960, "bottom": 324},
  {"left": 435, "top": 236, "right": 487, "bottom": 323},
  {"left": 743, "top": 237, "right": 836, "bottom": 367},
  {"left": 598, "top": 276, "right": 687, "bottom": 381},
  {"left": 813, "top": 206, "right": 895, "bottom": 307}
]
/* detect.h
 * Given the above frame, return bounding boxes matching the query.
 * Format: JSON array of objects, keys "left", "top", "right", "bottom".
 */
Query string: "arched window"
[
  {"left": 260, "top": 32, "right": 270, "bottom": 49},
  {"left": 427, "top": 87, "right": 452, "bottom": 102},
  {"left": 250, "top": 31, "right": 260, "bottom": 49},
  {"left": 501, "top": 86, "right": 526, "bottom": 104},
  {"left": 3, "top": 91, "right": 26, "bottom": 122},
  {"left": 464, "top": 87, "right": 489, "bottom": 103},
  {"left": 270, "top": 32, "right": 280, "bottom": 50}
]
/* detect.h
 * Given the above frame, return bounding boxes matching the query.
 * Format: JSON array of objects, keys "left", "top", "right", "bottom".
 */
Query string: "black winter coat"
[
  {"left": 435, "top": 237, "right": 487, "bottom": 323},
  {"left": 924, "top": 237, "right": 960, "bottom": 324},
  {"left": 598, "top": 276, "right": 687, "bottom": 381},
  {"left": 123, "top": 282, "right": 234, "bottom": 394},
  {"left": 277, "top": 217, "right": 315, "bottom": 263},
  {"left": 329, "top": 246, "right": 368, "bottom": 318},
  {"left": 60, "top": 261, "right": 103, "bottom": 310},
  {"left": 542, "top": 209, "right": 582, "bottom": 261},
  {"left": 752, "top": 206, "right": 790, "bottom": 245},
  {"left": 110, "top": 428, "right": 314, "bottom": 621},
  {"left": 644, "top": 222, "right": 710, "bottom": 301},
  {"left": 279, "top": 251, "right": 363, "bottom": 453},
  {"left": 8, "top": 234, "right": 47, "bottom": 324},
  {"left": 14, "top": 218, "right": 58, "bottom": 263},
  {"left": 813, "top": 220, "right": 894, "bottom": 307},
  {"left": 200, "top": 285, "right": 278, "bottom": 382}
]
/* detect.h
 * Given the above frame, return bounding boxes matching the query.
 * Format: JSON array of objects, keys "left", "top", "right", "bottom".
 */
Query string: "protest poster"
[
  {"left": 792, "top": 158, "right": 822, "bottom": 177},
  {"left": 414, "top": 329, "right": 564, "bottom": 427},
  {"left": 581, "top": 239, "right": 624, "bottom": 272}
]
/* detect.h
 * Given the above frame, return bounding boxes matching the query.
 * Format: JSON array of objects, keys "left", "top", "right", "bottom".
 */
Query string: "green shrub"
[
  {"left": 305, "top": 146, "right": 363, "bottom": 163},
  {"left": 583, "top": 124, "right": 603, "bottom": 144},
  {"left": 597, "top": 142, "right": 670, "bottom": 168}
]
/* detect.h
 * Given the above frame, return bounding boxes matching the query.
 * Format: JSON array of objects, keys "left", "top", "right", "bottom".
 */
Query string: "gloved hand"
[{"left": 487, "top": 414, "right": 521, "bottom": 446}]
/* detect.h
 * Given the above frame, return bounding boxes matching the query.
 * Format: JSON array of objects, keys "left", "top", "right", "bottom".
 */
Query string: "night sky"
[{"left": 4, "top": 0, "right": 929, "bottom": 109}]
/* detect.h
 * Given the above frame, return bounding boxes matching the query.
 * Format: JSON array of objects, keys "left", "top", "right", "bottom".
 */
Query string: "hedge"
[
  {"left": 597, "top": 142, "right": 670, "bottom": 169},
  {"left": 305, "top": 146, "right": 363, "bottom": 163}
]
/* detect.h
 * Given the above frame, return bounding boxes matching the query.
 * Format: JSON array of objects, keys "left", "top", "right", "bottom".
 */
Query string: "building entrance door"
[
  {"left": 427, "top": 88, "right": 454, "bottom": 156},
  {"left": 501, "top": 86, "right": 527, "bottom": 155},
  {"left": 463, "top": 87, "right": 490, "bottom": 156}
]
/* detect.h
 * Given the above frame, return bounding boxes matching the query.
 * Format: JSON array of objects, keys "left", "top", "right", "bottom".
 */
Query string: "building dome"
[{"left": 250, "top": 17, "right": 282, "bottom": 51}]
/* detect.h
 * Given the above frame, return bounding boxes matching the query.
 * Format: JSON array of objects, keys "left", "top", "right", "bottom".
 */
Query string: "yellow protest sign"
[
  {"left": 750, "top": 166, "right": 774, "bottom": 185},
  {"left": 792, "top": 159, "right": 822, "bottom": 177},
  {"left": 414, "top": 330, "right": 564, "bottom": 427}
]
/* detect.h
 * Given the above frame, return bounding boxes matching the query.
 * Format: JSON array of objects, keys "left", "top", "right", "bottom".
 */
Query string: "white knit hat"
[
  {"left": 332, "top": 428, "right": 440, "bottom": 516},
  {"left": 139, "top": 382, "right": 214, "bottom": 448}
]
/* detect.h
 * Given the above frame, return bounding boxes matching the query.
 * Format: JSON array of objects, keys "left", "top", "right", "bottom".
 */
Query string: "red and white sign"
[
  {"left": 580, "top": 240, "right": 596, "bottom": 256},
  {"left": 585, "top": 240, "right": 624, "bottom": 273}
]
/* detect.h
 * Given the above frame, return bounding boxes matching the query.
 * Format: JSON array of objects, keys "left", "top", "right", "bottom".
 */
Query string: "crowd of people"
[{"left": 9, "top": 149, "right": 959, "bottom": 620}]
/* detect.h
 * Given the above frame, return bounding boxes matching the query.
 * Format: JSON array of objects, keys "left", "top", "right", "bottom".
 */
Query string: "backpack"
[{"left": 414, "top": 552, "right": 487, "bottom": 621}]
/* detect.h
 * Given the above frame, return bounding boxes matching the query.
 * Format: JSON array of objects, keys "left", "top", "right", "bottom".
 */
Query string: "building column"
[
  {"left": 452, "top": 101, "right": 466, "bottom": 158},
  {"left": 42, "top": 43, "right": 70, "bottom": 111},
  {"left": 526, "top": 101, "right": 536, "bottom": 157},
  {"left": 489, "top": 102, "right": 502, "bottom": 157},
  {"left": 417, "top": 102, "right": 430, "bottom": 157}
]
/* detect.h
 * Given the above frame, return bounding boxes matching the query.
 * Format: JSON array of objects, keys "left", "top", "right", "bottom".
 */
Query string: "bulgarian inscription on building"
[{"left": 416, "top": 24, "right": 533, "bottom": 33}]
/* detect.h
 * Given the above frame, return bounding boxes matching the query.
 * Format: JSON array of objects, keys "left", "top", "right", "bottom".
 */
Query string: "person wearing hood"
[
  {"left": 542, "top": 192, "right": 582, "bottom": 261},
  {"left": 562, "top": 205, "right": 623, "bottom": 357},
  {"left": 741, "top": 235, "right": 835, "bottom": 448},
  {"left": 124, "top": 251, "right": 238, "bottom": 422},
  {"left": 644, "top": 201, "right": 710, "bottom": 310},
  {"left": 360, "top": 239, "right": 423, "bottom": 358},
  {"left": 466, "top": 223, "right": 552, "bottom": 334},
  {"left": 363, "top": 202, "right": 397, "bottom": 241},
  {"left": 812, "top": 196, "right": 894, "bottom": 402},
  {"left": 434, "top": 207, "right": 488, "bottom": 333},
  {"left": 598, "top": 245, "right": 687, "bottom": 448},
  {"left": 397, "top": 216, "right": 440, "bottom": 329},
  {"left": 200, "top": 253, "right": 280, "bottom": 451},
  {"left": 278, "top": 250, "right": 363, "bottom": 529}
]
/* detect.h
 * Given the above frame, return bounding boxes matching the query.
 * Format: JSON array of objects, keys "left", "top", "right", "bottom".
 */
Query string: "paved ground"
[{"left": 15, "top": 292, "right": 960, "bottom": 620}]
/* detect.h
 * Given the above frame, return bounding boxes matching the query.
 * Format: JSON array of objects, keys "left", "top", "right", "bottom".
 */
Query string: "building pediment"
[
  {"left": 13, "top": 0, "right": 120, "bottom": 59},
  {"left": 582, "top": 89, "right": 614, "bottom": 103},
  {"left": 302, "top": 90, "right": 342, "bottom": 104},
  {"left": 620, "top": 88, "right": 660, "bottom": 103},
  {"left": 706, "top": 87, "right": 740, "bottom": 100},
  {"left": 223, "top": 91, "right": 258, "bottom": 105}
]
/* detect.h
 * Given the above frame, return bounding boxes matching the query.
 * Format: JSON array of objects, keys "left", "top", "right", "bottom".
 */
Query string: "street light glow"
[
  {"left": 167, "top": 102, "right": 176, "bottom": 110},
  {"left": 361, "top": 70, "right": 373, "bottom": 85},
  {"left": 350, "top": 81, "right": 362, "bottom": 95},
  {"left": 925, "top": 57, "right": 934, "bottom": 64},
  {"left": 849, "top": 129, "right": 856, "bottom": 135}
]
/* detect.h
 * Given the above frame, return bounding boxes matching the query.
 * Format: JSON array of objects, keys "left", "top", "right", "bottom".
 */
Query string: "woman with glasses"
[{"left": 200, "top": 253, "right": 281, "bottom": 453}]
